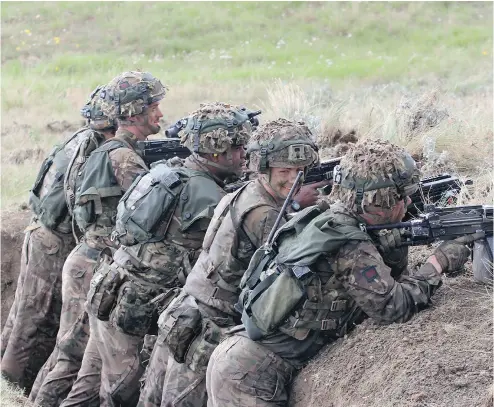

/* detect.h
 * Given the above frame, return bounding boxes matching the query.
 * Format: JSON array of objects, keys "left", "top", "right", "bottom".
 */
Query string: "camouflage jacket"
[
  {"left": 82, "top": 129, "right": 148, "bottom": 250},
  {"left": 243, "top": 202, "right": 442, "bottom": 368},
  {"left": 184, "top": 179, "right": 286, "bottom": 325},
  {"left": 112, "top": 156, "right": 227, "bottom": 289}
]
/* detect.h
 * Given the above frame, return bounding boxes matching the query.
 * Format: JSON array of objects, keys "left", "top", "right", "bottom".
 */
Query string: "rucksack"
[{"left": 29, "top": 127, "right": 91, "bottom": 230}]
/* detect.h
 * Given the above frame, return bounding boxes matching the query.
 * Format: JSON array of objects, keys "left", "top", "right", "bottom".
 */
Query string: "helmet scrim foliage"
[
  {"left": 80, "top": 85, "right": 116, "bottom": 131},
  {"left": 247, "top": 118, "right": 319, "bottom": 172},
  {"left": 180, "top": 102, "right": 252, "bottom": 154},
  {"left": 102, "top": 71, "right": 167, "bottom": 119},
  {"left": 329, "top": 139, "right": 421, "bottom": 210}
]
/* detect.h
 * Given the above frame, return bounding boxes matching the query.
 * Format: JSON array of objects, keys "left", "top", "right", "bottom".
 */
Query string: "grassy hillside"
[{"left": 1, "top": 2, "right": 493, "bottom": 208}]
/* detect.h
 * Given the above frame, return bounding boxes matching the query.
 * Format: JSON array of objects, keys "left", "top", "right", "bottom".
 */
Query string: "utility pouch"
[
  {"left": 110, "top": 281, "right": 156, "bottom": 337},
  {"left": 185, "top": 318, "right": 224, "bottom": 374},
  {"left": 243, "top": 265, "right": 307, "bottom": 339},
  {"left": 157, "top": 292, "right": 202, "bottom": 363},
  {"left": 86, "top": 255, "right": 123, "bottom": 321}
]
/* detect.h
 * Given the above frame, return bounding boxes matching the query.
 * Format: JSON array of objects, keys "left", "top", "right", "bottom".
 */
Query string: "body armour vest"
[
  {"left": 240, "top": 203, "right": 372, "bottom": 341},
  {"left": 184, "top": 180, "right": 280, "bottom": 318},
  {"left": 73, "top": 138, "right": 133, "bottom": 249},
  {"left": 112, "top": 162, "right": 225, "bottom": 288},
  {"left": 29, "top": 127, "right": 92, "bottom": 233}
]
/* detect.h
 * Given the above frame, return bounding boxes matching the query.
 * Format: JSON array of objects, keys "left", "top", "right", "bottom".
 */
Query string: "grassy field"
[{"left": 1, "top": 1, "right": 493, "bottom": 209}]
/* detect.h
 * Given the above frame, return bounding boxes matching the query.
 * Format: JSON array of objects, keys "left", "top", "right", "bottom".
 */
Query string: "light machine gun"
[{"left": 362, "top": 204, "right": 494, "bottom": 282}]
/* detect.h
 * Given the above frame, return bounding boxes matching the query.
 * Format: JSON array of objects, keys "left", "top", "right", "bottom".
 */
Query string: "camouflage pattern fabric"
[
  {"left": 84, "top": 129, "right": 148, "bottom": 250},
  {"left": 30, "top": 243, "right": 100, "bottom": 406},
  {"left": 137, "top": 339, "right": 169, "bottom": 407},
  {"left": 328, "top": 138, "right": 421, "bottom": 210},
  {"left": 102, "top": 71, "right": 167, "bottom": 119},
  {"left": 1, "top": 224, "right": 75, "bottom": 393},
  {"left": 32, "top": 136, "right": 145, "bottom": 405},
  {"left": 57, "top": 314, "right": 100, "bottom": 407},
  {"left": 206, "top": 335, "right": 294, "bottom": 407},
  {"left": 62, "top": 316, "right": 144, "bottom": 407},
  {"left": 180, "top": 102, "right": 252, "bottom": 154},
  {"left": 247, "top": 118, "right": 318, "bottom": 172},
  {"left": 160, "top": 355, "right": 207, "bottom": 407}
]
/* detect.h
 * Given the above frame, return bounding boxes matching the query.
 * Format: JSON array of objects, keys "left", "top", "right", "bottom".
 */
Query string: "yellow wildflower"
[
  {"left": 54, "top": 37, "right": 61, "bottom": 44},
  {"left": 482, "top": 50, "right": 488, "bottom": 56},
  {"left": 24, "top": 29, "right": 31, "bottom": 34},
  {"left": 76, "top": 44, "right": 80, "bottom": 48},
  {"left": 16, "top": 46, "right": 21, "bottom": 51},
  {"left": 55, "top": 66, "right": 60, "bottom": 71}
]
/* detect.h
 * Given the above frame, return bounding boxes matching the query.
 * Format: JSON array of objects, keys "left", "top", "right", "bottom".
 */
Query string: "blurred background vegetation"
[{"left": 1, "top": 1, "right": 493, "bottom": 208}]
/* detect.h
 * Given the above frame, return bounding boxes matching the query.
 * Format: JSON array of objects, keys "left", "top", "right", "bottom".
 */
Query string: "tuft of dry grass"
[{"left": 0, "top": 377, "right": 33, "bottom": 406}]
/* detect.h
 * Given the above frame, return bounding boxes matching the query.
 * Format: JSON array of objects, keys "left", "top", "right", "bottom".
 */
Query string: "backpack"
[
  {"left": 237, "top": 204, "right": 370, "bottom": 340},
  {"left": 29, "top": 127, "right": 91, "bottom": 230}
]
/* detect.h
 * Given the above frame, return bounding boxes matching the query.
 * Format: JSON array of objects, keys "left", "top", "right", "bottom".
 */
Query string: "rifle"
[
  {"left": 136, "top": 138, "right": 190, "bottom": 167},
  {"left": 362, "top": 204, "right": 493, "bottom": 246},
  {"left": 137, "top": 140, "right": 467, "bottom": 218}
]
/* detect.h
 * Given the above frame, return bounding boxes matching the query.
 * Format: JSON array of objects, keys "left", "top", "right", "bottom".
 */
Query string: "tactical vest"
[
  {"left": 65, "top": 130, "right": 107, "bottom": 239},
  {"left": 29, "top": 127, "right": 92, "bottom": 232},
  {"left": 73, "top": 139, "right": 132, "bottom": 243},
  {"left": 112, "top": 163, "right": 224, "bottom": 285},
  {"left": 239, "top": 204, "right": 371, "bottom": 341},
  {"left": 114, "top": 165, "right": 202, "bottom": 245},
  {"left": 184, "top": 180, "right": 278, "bottom": 317}
]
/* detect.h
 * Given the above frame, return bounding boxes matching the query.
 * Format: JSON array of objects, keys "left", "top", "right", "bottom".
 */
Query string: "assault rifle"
[
  {"left": 362, "top": 204, "right": 493, "bottom": 247},
  {"left": 136, "top": 140, "right": 467, "bottom": 217}
]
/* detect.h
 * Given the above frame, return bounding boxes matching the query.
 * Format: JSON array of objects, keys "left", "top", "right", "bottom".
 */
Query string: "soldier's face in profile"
[
  {"left": 216, "top": 145, "right": 246, "bottom": 177},
  {"left": 131, "top": 102, "right": 163, "bottom": 138}
]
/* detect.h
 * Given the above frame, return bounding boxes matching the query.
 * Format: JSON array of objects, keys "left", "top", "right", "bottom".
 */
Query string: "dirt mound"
[
  {"left": 290, "top": 250, "right": 493, "bottom": 407},
  {"left": 1, "top": 209, "right": 31, "bottom": 329}
]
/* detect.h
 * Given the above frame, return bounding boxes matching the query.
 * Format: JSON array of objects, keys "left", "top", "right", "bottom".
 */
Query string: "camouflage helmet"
[
  {"left": 247, "top": 118, "right": 319, "bottom": 173},
  {"left": 103, "top": 71, "right": 167, "bottom": 119},
  {"left": 180, "top": 102, "right": 253, "bottom": 154},
  {"left": 80, "top": 85, "right": 116, "bottom": 131},
  {"left": 330, "top": 139, "right": 421, "bottom": 212}
]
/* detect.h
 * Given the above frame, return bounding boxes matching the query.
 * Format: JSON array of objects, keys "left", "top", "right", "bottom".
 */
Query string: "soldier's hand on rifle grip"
[
  {"left": 431, "top": 239, "right": 472, "bottom": 274},
  {"left": 294, "top": 180, "right": 331, "bottom": 209},
  {"left": 373, "top": 229, "right": 404, "bottom": 254}
]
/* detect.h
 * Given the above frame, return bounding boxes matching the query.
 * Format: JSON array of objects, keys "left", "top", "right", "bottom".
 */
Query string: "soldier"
[
  {"left": 65, "top": 102, "right": 256, "bottom": 407},
  {"left": 31, "top": 71, "right": 165, "bottom": 407},
  {"left": 206, "top": 139, "right": 473, "bottom": 406},
  {"left": 0, "top": 85, "right": 115, "bottom": 393},
  {"left": 139, "top": 118, "right": 320, "bottom": 407}
]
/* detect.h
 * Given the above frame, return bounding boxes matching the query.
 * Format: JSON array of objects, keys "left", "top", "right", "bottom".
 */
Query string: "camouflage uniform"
[
  {"left": 205, "top": 140, "right": 469, "bottom": 407},
  {"left": 68, "top": 102, "right": 248, "bottom": 407},
  {"left": 140, "top": 119, "right": 318, "bottom": 407},
  {"left": 31, "top": 129, "right": 148, "bottom": 407},
  {"left": 1, "top": 85, "right": 114, "bottom": 393}
]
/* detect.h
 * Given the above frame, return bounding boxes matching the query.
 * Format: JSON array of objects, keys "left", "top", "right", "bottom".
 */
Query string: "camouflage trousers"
[
  {"left": 137, "top": 337, "right": 169, "bottom": 407},
  {"left": 30, "top": 242, "right": 100, "bottom": 406},
  {"left": 63, "top": 316, "right": 145, "bottom": 407},
  {"left": 206, "top": 336, "right": 294, "bottom": 407},
  {"left": 0, "top": 224, "right": 75, "bottom": 393},
  {"left": 160, "top": 355, "right": 208, "bottom": 407}
]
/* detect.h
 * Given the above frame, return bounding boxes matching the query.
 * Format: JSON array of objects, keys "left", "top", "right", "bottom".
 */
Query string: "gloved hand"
[
  {"left": 373, "top": 229, "right": 404, "bottom": 254},
  {"left": 433, "top": 239, "right": 471, "bottom": 273}
]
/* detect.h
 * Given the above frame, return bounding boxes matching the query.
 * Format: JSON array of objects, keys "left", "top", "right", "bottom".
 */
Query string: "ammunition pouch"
[
  {"left": 185, "top": 318, "right": 225, "bottom": 374},
  {"left": 110, "top": 281, "right": 158, "bottom": 337},
  {"left": 86, "top": 253, "right": 123, "bottom": 321},
  {"left": 241, "top": 264, "right": 307, "bottom": 340},
  {"left": 157, "top": 291, "right": 202, "bottom": 363}
]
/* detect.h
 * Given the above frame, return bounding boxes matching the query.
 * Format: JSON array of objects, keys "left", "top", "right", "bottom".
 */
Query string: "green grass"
[{"left": 1, "top": 1, "right": 493, "bottom": 209}]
